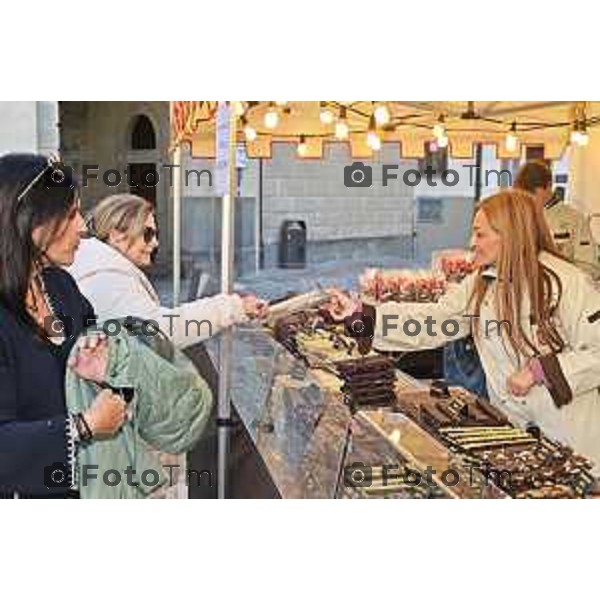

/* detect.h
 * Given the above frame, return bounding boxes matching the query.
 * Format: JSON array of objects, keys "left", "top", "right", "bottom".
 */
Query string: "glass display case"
[{"left": 206, "top": 325, "right": 509, "bottom": 499}]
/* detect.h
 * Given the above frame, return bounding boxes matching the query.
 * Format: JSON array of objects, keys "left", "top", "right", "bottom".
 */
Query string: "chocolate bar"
[{"left": 336, "top": 356, "right": 397, "bottom": 410}]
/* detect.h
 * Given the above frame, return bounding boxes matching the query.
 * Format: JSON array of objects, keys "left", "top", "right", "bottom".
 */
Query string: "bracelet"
[
  {"left": 75, "top": 412, "right": 94, "bottom": 443},
  {"left": 99, "top": 383, "right": 135, "bottom": 404},
  {"left": 74, "top": 414, "right": 87, "bottom": 442}
]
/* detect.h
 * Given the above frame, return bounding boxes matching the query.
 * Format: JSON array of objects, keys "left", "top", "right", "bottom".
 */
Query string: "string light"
[
  {"left": 264, "top": 103, "right": 279, "bottom": 129},
  {"left": 320, "top": 102, "right": 334, "bottom": 124},
  {"left": 374, "top": 103, "right": 390, "bottom": 126},
  {"left": 297, "top": 135, "right": 308, "bottom": 157},
  {"left": 335, "top": 106, "right": 349, "bottom": 140},
  {"left": 570, "top": 120, "right": 581, "bottom": 145},
  {"left": 433, "top": 115, "right": 445, "bottom": 140},
  {"left": 436, "top": 133, "right": 448, "bottom": 148},
  {"left": 367, "top": 115, "right": 381, "bottom": 151},
  {"left": 505, "top": 121, "right": 518, "bottom": 152},
  {"left": 239, "top": 102, "right": 591, "bottom": 156},
  {"left": 232, "top": 101, "right": 246, "bottom": 117},
  {"left": 241, "top": 117, "right": 257, "bottom": 142},
  {"left": 571, "top": 120, "right": 589, "bottom": 146}
]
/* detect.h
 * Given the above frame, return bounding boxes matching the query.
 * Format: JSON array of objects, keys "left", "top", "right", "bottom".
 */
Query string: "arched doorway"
[{"left": 128, "top": 114, "right": 158, "bottom": 205}]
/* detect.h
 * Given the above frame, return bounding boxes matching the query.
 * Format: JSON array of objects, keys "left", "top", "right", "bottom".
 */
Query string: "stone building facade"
[{"left": 4, "top": 101, "right": 566, "bottom": 283}]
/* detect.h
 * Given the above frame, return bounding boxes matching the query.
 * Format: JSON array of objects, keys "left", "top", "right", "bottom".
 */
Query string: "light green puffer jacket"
[{"left": 65, "top": 321, "right": 213, "bottom": 498}]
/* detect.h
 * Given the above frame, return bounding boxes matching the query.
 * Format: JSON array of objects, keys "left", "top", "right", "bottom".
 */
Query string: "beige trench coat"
[{"left": 373, "top": 252, "right": 600, "bottom": 474}]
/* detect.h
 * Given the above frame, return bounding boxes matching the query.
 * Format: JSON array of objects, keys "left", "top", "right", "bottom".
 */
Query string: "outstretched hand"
[
  {"left": 242, "top": 295, "right": 269, "bottom": 320},
  {"left": 322, "top": 288, "right": 361, "bottom": 322}
]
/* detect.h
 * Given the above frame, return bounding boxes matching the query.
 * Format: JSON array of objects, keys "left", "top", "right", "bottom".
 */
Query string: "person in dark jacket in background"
[{"left": 0, "top": 153, "right": 127, "bottom": 498}]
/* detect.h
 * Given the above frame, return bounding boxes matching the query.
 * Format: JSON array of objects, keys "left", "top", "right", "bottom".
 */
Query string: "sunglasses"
[{"left": 143, "top": 226, "right": 159, "bottom": 244}]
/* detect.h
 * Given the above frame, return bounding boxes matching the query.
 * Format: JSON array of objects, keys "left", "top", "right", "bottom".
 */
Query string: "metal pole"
[
  {"left": 474, "top": 143, "right": 483, "bottom": 203},
  {"left": 254, "top": 161, "right": 260, "bottom": 273},
  {"left": 217, "top": 103, "right": 238, "bottom": 499},
  {"left": 258, "top": 157, "right": 265, "bottom": 269},
  {"left": 172, "top": 144, "right": 182, "bottom": 307}
]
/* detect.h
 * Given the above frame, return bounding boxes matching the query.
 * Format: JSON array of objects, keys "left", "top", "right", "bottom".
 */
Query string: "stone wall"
[{"left": 59, "top": 101, "right": 172, "bottom": 263}]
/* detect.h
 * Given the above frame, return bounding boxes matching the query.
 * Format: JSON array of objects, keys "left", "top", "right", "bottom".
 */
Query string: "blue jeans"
[{"left": 443, "top": 337, "right": 488, "bottom": 399}]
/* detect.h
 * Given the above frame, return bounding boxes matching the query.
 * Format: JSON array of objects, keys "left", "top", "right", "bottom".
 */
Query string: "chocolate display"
[
  {"left": 267, "top": 296, "right": 596, "bottom": 499},
  {"left": 336, "top": 356, "right": 397, "bottom": 412},
  {"left": 439, "top": 426, "right": 537, "bottom": 451},
  {"left": 343, "top": 463, "right": 447, "bottom": 499},
  {"left": 359, "top": 269, "right": 447, "bottom": 303},
  {"left": 272, "top": 309, "right": 365, "bottom": 366},
  {"left": 432, "top": 249, "right": 475, "bottom": 283},
  {"left": 446, "top": 432, "right": 594, "bottom": 498},
  {"left": 395, "top": 382, "right": 509, "bottom": 433},
  {"left": 394, "top": 382, "right": 596, "bottom": 498}
]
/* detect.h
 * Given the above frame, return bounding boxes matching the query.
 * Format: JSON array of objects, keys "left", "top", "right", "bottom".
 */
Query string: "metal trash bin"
[{"left": 278, "top": 220, "right": 306, "bottom": 268}]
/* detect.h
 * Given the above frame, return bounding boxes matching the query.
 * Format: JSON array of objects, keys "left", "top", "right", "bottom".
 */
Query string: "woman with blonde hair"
[
  {"left": 69, "top": 193, "right": 267, "bottom": 498},
  {"left": 331, "top": 189, "right": 600, "bottom": 473},
  {"left": 69, "top": 194, "right": 266, "bottom": 347}
]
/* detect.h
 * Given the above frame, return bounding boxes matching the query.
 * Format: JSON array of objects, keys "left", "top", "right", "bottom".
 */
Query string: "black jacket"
[{"left": 0, "top": 268, "right": 95, "bottom": 497}]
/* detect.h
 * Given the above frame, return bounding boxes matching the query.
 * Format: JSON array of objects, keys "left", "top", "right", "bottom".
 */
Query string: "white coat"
[
  {"left": 373, "top": 252, "right": 600, "bottom": 474},
  {"left": 68, "top": 237, "right": 246, "bottom": 349},
  {"left": 68, "top": 237, "right": 245, "bottom": 499}
]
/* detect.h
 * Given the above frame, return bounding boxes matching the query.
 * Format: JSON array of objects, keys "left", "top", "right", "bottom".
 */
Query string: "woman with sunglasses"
[
  {"left": 69, "top": 193, "right": 267, "bottom": 498},
  {"left": 69, "top": 193, "right": 267, "bottom": 348},
  {"left": 0, "top": 154, "right": 128, "bottom": 498}
]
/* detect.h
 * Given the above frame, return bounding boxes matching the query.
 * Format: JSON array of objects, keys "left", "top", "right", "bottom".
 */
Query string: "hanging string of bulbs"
[{"left": 229, "top": 101, "right": 598, "bottom": 156}]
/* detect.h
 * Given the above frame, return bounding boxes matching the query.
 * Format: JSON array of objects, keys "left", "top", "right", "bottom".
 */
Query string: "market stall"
[
  {"left": 206, "top": 288, "right": 595, "bottom": 498},
  {"left": 171, "top": 101, "right": 600, "bottom": 498}
]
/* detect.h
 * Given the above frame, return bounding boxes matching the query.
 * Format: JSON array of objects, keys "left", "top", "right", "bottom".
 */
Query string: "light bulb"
[
  {"left": 367, "top": 130, "right": 381, "bottom": 151},
  {"left": 297, "top": 136, "right": 308, "bottom": 157},
  {"left": 232, "top": 101, "right": 246, "bottom": 116},
  {"left": 244, "top": 124, "right": 257, "bottom": 142},
  {"left": 578, "top": 131, "right": 589, "bottom": 146},
  {"left": 335, "top": 120, "right": 349, "bottom": 139},
  {"left": 374, "top": 104, "right": 390, "bottom": 126},
  {"left": 571, "top": 129, "right": 582, "bottom": 145},
  {"left": 505, "top": 122, "right": 518, "bottom": 152},
  {"left": 437, "top": 134, "right": 448, "bottom": 149},
  {"left": 505, "top": 132, "right": 518, "bottom": 152},
  {"left": 264, "top": 107, "right": 279, "bottom": 129},
  {"left": 433, "top": 115, "right": 446, "bottom": 140},
  {"left": 320, "top": 107, "right": 334, "bottom": 124}
]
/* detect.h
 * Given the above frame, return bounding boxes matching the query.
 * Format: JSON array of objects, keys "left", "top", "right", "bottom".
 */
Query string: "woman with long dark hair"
[{"left": 0, "top": 153, "right": 127, "bottom": 498}]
